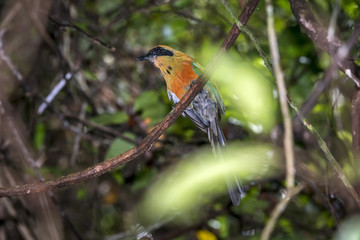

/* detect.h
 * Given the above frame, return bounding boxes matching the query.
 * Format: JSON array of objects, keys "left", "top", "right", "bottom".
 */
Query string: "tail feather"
[
  {"left": 208, "top": 120, "right": 244, "bottom": 206},
  {"left": 224, "top": 167, "right": 244, "bottom": 206}
]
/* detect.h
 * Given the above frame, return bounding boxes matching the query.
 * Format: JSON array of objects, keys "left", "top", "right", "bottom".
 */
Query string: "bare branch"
[
  {"left": 0, "top": 30, "right": 23, "bottom": 82},
  {"left": 48, "top": 16, "right": 116, "bottom": 52},
  {"left": 63, "top": 113, "right": 138, "bottom": 145}
]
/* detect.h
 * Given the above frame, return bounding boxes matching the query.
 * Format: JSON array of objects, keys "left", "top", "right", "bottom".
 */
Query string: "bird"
[{"left": 136, "top": 45, "right": 243, "bottom": 206}]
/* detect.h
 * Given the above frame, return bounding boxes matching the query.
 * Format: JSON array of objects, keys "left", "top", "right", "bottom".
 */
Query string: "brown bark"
[{"left": 352, "top": 88, "right": 360, "bottom": 156}]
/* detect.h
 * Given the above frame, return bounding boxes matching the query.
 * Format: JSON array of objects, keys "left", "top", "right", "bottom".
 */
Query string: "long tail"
[{"left": 208, "top": 119, "right": 244, "bottom": 206}]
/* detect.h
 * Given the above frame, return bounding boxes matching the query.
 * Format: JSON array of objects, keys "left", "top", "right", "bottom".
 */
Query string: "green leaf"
[
  {"left": 82, "top": 69, "right": 97, "bottom": 81},
  {"left": 215, "top": 216, "right": 230, "bottom": 239},
  {"left": 141, "top": 104, "right": 168, "bottom": 122},
  {"left": 105, "top": 134, "right": 136, "bottom": 160},
  {"left": 133, "top": 90, "right": 159, "bottom": 112},
  {"left": 134, "top": 90, "right": 168, "bottom": 125},
  {"left": 33, "top": 122, "right": 45, "bottom": 150},
  {"left": 131, "top": 167, "right": 157, "bottom": 192},
  {"left": 91, "top": 112, "right": 128, "bottom": 126},
  {"left": 96, "top": 0, "right": 120, "bottom": 14},
  {"left": 279, "top": 218, "right": 294, "bottom": 237},
  {"left": 111, "top": 171, "right": 125, "bottom": 185},
  {"left": 76, "top": 188, "right": 87, "bottom": 200}
]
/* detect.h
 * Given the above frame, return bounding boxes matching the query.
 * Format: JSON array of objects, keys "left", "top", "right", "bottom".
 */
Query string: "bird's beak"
[{"left": 136, "top": 53, "right": 151, "bottom": 61}]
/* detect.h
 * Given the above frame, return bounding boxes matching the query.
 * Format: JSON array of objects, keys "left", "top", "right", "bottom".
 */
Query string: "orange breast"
[{"left": 160, "top": 59, "right": 198, "bottom": 99}]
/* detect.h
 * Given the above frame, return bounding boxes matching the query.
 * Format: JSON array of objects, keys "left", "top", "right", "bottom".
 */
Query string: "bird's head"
[
  {"left": 136, "top": 45, "right": 196, "bottom": 81},
  {"left": 136, "top": 45, "right": 175, "bottom": 63}
]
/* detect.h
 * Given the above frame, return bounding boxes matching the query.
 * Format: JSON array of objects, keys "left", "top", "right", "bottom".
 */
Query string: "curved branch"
[
  {"left": 48, "top": 16, "right": 116, "bottom": 52},
  {"left": 0, "top": 0, "right": 260, "bottom": 198}
]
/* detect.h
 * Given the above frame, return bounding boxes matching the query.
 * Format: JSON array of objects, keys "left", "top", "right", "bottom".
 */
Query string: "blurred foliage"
[
  {"left": 137, "top": 143, "right": 279, "bottom": 225},
  {"left": 133, "top": 90, "right": 168, "bottom": 125},
  {"left": 0, "top": 0, "right": 359, "bottom": 239},
  {"left": 105, "top": 135, "right": 135, "bottom": 160},
  {"left": 91, "top": 112, "right": 128, "bottom": 126},
  {"left": 212, "top": 53, "right": 277, "bottom": 133}
]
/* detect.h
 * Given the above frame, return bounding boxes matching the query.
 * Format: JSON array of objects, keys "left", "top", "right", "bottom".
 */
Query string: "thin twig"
[
  {"left": 259, "top": 1, "right": 299, "bottom": 237},
  {"left": 70, "top": 103, "right": 88, "bottom": 166},
  {"left": 37, "top": 72, "right": 72, "bottom": 115},
  {"left": 48, "top": 16, "right": 116, "bottom": 52},
  {"left": 260, "top": 184, "right": 304, "bottom": 240},
  {"left": 64, "top": 113, "right": 137, "bottom": 145},
  {"left": 0, "top": 29, "right": 23, "bottom": 81},
  {"left": 265, "top": 0, "right": 295, "bottom": 189},
  {"left": 0, "top": 100, "right": 42, "bottom": 179}
]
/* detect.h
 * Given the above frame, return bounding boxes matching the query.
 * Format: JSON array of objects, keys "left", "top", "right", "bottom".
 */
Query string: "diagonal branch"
[
  {"left": 289, "top": 0, "right": 360, "bottom": 87},
  {"left": 260, "top": 184, "right": 304, "bottom": 240},
  {"left": 0, "top": 0, "right": 260, "bottom": 198},
  {"left": 48, "top": 16, "right": 116, "bottom": 52}
]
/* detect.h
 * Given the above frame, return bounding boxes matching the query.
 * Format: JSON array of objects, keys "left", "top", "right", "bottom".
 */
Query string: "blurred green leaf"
[
  {"left": 133, "top": 91, "right": 159, "bottom": 112},
  {"left": 33, "top": 122, "right": 45, "bottom": 150},
  {"left": 105, "top": 134, "right": 136, "bottom": 160},
  {"left": 131, "top": 167, "right": 157, "bottom": 192},
  {"left": 334, "top": 215, "right": 360, "bottom": 240},
  {"left": 315, "top": 211, "right": 335, "bottom": 229},
  {"left": 83, "top": 69, "right": 98, "bottom": 81},
  {"left": 76, "top": 188, "right": 87, "bottom": 201},
  {"left": 238, "top": 196, "right": 269, "bottom": 216},
  {"left": 99, "top": 206, "right": 120, "bottom": 234},
  {"left": 137, "top": 143, "right": 280, "bottom": 224},
  {"left": 96, "top": 0, "right": 120, "bottom": 14},
  {"left": 342, "top": 1, "right": 359, "bottom": 19},
  {"left": 134, "top": 90, "right": 168, "bottom": 124},
  {"left": 91, "top": 111, "right": 128, "bottom": 125},
  {"left": 173, "top": 0, "right": 193, "bottom": 9},
  {"left": 210, "top": 51, "right": 277, "bottom": 133},
  {"left": 216, "top": 216, "right": 229, "bottom": 239},
  {"left": 279, "top": 218, "right": 294, "bottom": 237},
  {"left": 111, "top": 171, "right": 125, "bottom": 185}
]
